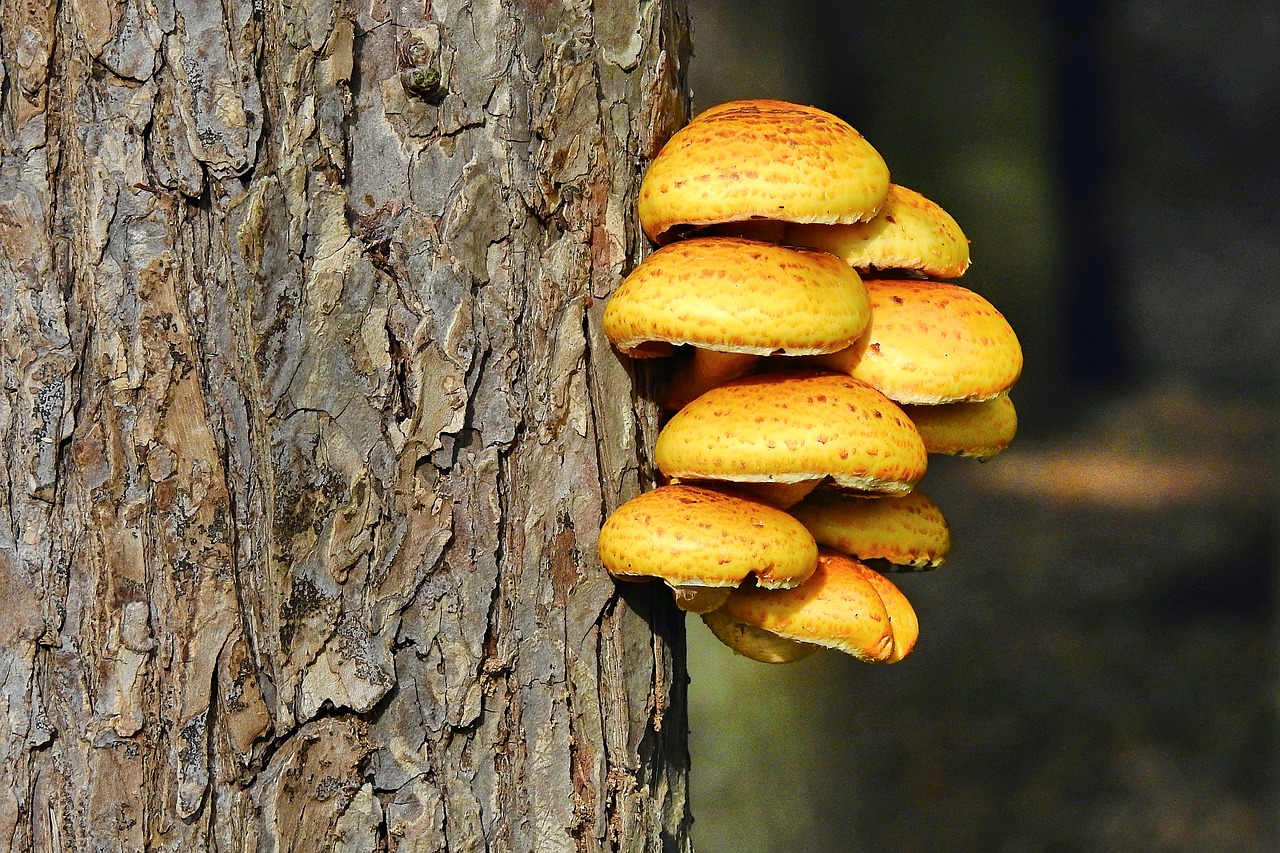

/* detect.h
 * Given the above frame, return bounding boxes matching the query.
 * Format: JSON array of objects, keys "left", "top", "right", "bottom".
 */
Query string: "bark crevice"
[{"left": 2, "top": 0, "right": 692, "bottom": 849}]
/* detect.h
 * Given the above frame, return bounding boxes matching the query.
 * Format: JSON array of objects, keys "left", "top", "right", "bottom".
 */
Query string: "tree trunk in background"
[{"left": 0, "top": 0, "right": 691, "bottom": 849}]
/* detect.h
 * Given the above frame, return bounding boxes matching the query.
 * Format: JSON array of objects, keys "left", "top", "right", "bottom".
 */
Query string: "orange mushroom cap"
[
  {"left": 856, "top": 563, "right": 919, "bottom": 663},
  {"left": 602, "top": 237, "right": 870, "bottom": 358},
  {"left": 815, "top": 279, "right": 1023, "bottom": 404},
  {"left": 703, "top": 549, "right": 919, "bottom": 664},
  {"left": 786, "top": 184, "right": 971, "bottom": 280},
  {"left": 903, "top": 393, "right": 1019, "bottom": 460},
  {"left": 639, "top": 99, "right": 890, "bottom": 244},
  {"left": 789, "top": 489, "right": 951, "bottom": 569},
  {"left": 655, "top": 370, "right": 928, "bottom": 496},
  {"left": 597, "top": 484, "right": 818, "bottom": 612}
]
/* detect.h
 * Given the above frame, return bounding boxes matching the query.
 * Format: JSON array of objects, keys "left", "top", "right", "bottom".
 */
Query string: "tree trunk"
[{"left": 0, "top": 0, "right": 692, "bottom": 849}]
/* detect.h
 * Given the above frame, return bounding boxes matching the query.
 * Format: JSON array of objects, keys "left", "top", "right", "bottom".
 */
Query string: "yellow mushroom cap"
[
  {"left": 638, "top": 99, "right": 891, "bottom": 245},
  {"left": 597, "top": 484, "right": 818, "bottom": 603},
  {"left": 789, "top": 489, "right": 951, "bottom": 569},
  {"left": 701, "top": 611, "right": 820, "bottom": 664},
  {"left": 704, "top": 549, "right": 918, "bottom": 663},
  {"left": 816, "top": 279, "right": 1023, "bottom": 404},
  {"left": 856, "top": 564, "right": 919, "bottom": 663},
  {"left": 602, "top": 237, "right": 871, "bottom": 356},
  {"left": 786, "top": 184, "right": 971, "bottom": 279},
  {"left": 654, "top": 370, "right": 928, "bottom": 495},
  {"left": 903, "top": 393, "right": 1018, "bottom": 460}
]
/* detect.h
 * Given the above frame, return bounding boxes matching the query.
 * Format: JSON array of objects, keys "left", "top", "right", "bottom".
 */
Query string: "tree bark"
[{"left": 0, "top": 0, "right": 692, "bottom": 850}]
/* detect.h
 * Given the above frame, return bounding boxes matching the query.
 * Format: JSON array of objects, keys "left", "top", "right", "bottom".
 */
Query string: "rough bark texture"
[{"left": 0, "top": 0, "right": 692, "bottom": 850}]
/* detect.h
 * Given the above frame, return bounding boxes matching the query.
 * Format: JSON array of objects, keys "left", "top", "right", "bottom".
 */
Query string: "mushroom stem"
[
  {"left": 620, "top": 341, "right": 677, "bottom": 358},
  {"left": 663, "top": 350, "right": 761, "bottom": 410},
  {"left": 702, "top": 220, "right": 789, "bottom": 244},
  {"left": 671, "top": 585, "right": 732, "bottom": 614},
  {"left": 731, "top": 479, "right": 822, "bottom": 509},
  {"left": 808, "top": 339, "right": 864, "bottom": 375}
]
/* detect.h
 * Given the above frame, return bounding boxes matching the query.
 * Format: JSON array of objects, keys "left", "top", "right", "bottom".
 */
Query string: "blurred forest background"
[{"left": 680, "top": 1, "right": 1279, "bottom": 850}]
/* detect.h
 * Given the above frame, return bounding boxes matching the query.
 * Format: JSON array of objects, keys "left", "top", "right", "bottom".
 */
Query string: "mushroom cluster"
[{"left": 598, "top": 99, "right": 1022, "bottom": 665}]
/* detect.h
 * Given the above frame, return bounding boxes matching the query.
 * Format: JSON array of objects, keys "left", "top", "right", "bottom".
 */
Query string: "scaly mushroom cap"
[
  {"left": 701, "top": 612, "right": 820, "bottom": 664},
  {"left": 597, "top": 484, "right": 818, "bottom": 612},
  {"left": 904, "top": 393, "right": 1018, "bottom": 460},
  {"left": 816, "top": 279, "right": 1023, "bottom": 404},
  {"left": 602, "top": 236, "right": 871, "bottom": 357},
  {"left": 786, "top": 184, "right": 971, "bottom": 279},
  {"left": 703, "top": 549, "right": 918, "bottom": 663},
  {"left": 789, "top": 489, "right": 951, "bottom": 569},
  {"left": 856, "top": 564, "right": 919, "bottom": 663},
  {"left": 655, "top": 370, "right": 928, "bottom": 495},
  {"left": 638, "top": 99, "right": 891, "bottom": 245}
]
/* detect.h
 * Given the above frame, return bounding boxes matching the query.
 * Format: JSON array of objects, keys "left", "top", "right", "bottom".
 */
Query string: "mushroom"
[
  {"left": 597, "top": 483, "right": 818, "bottom": 614},
  {"left": 789, "top": 489, "right": 951, "bottom": 570},
  {"left": 812, "top": 279, "right": 1023, "bottom": 405},
  {"left": 785, "top": 184, "right": 972, "bottom": 280},
  {"left": 602, "top": 236, "right": 871, "bottom": 408},
  {"left": 903, "top": 393, "right": 1018, "bottom": 460},
  {"left": 596, "top": 96, "right": 1024, "bottom": 680},
  {"left": 654, "top": 370, "right": 928, "bottom": 506},
  {"left": 702, "top": 549, "right": 919, "bottom": 664},
  {"left": 638, "top": 99, "right": 890, "bottom": 245}
]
